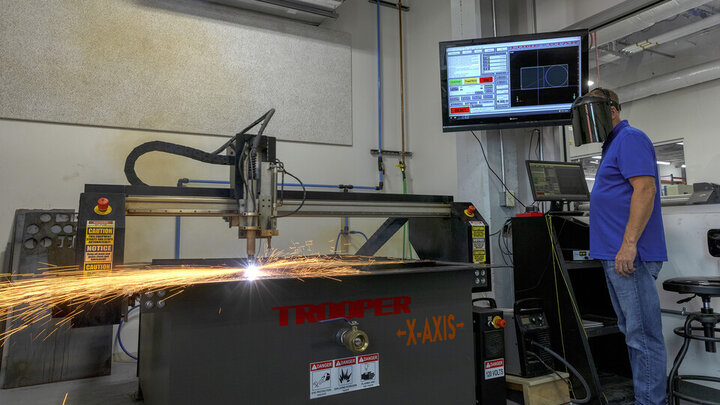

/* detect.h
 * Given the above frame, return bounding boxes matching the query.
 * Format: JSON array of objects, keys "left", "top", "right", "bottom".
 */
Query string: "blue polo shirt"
[{"left": 589, "top": 120, "right": 667, "bottom": 261}]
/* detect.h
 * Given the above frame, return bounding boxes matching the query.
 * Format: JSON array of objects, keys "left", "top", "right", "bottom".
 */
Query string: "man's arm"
[{"left": 615, "top": 175, "right": 656, "bottom": 276}]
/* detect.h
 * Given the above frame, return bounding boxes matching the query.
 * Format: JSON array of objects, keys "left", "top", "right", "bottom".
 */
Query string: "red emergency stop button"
[
  {"left": 464, "top": 205, "right": 476, "bottom": 217},
  {"left": 94, "top": 198, "right": 112, "bottom": 215},
  {"left": 492, "top": 316, "right": 506, "bottom": 329}
]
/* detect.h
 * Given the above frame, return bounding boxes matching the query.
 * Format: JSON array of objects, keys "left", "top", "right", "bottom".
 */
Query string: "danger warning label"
[
  {"left": 83, "top": 220, "right": 114, "bottom": 272},
  {"left": 484, "top": 358, "right": 504, "bottom": 380},
  {"left": 309, "top": 353, "right": 379, "bottom": 399}
]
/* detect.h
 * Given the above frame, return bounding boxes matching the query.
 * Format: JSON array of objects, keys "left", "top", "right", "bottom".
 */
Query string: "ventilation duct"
[
  {"left": 616, "top": 59, "right": 720, "bottom": 103},
  {"left": 595, "top": 0, "right": 711, "bottom": 46}
]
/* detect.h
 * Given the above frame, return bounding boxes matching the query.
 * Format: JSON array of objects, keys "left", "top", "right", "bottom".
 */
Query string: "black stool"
[{"left": 663, "top": 277, "right": 720, "bottom": 405}]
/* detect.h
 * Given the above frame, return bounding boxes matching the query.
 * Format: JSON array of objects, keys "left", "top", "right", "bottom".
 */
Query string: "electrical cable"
[
  {"left": 211, "top": 109, "right": 276, "bottom": 155},
  {"left": 530, "top": 341, "right": 592, "bottom": 404},
  {"left": 528, "top": 130, "right": 536, "bottom": 159},
  {"left": 276, "top": 165, "right": 306, "bottom": 218},
  {"left": 333, "top": 230, "right": 369, "bottom": 254},
  {"left": 124, "top": 141, "right": 234, "bottom": 186},
  {"left": 594, "top": 32, "right": 600, "bottom": 87},
  {"left": 497, "top": 218, "right": 514, "bottom": 265},
  {"left": 350, "top": 231, "right": 369, "bottom": 241},
  {"left": 471, "top": 131, "right": 528, "bottom": 208},
  {"left": 117, "top": 305, "right": 140, "bottom": 361},
  {"left": 527, "top": 351, "right": 572, "bottom": 389}
]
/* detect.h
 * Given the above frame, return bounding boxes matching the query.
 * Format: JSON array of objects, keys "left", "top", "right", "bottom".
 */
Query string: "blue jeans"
[{"left": 601, "top": 260, "right": 666, "bottom": 405}]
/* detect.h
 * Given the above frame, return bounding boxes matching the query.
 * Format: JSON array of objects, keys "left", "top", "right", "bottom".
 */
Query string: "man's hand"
[{"left": 615, "top": 242, "right": 637, "bottom": 277}]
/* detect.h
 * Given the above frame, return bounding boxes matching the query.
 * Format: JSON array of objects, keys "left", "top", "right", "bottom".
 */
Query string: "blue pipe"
[
  {"left": 183, "top": 179, "right": 230, "bottom": 184},
  {"left": 377, "top": 0, "right": 384, "bottom": 186},
  {"left": 281, "top": 183, "right": 377, "bottom": 190},
  {"left": 174, "top": 217, "right": 180, "bottom": 259}
]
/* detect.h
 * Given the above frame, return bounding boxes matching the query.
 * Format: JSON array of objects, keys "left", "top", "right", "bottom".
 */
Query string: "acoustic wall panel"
[{"left": 0, "top": 0, "right": 352, "bottom": 145}]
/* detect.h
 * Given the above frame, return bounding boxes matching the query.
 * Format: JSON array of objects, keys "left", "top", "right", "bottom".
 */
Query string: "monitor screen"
[
  {"left": 440, "top": 30, "right": 588, "bottom": 132},
  {"left": 526, "top": 160, "right": 590, "bottom": 201}
]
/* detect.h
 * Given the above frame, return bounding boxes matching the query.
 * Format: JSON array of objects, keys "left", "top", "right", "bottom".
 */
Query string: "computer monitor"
[
  {"left": 440, "top": 29, "right": 588, "bottom": 132},
  {"left": 526, "top": 160, "right": 590, "bottom": 202}
]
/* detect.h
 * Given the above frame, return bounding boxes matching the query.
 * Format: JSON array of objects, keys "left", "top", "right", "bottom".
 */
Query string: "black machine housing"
[
  {"left": 505, "top": 299, "right": 553, "bottom": 378},
  {"left": 409, "top": 203, "right": 492, "bottom": 292},
  {"left": 473, "top": 305, "right": 507, "bottom": 405}
]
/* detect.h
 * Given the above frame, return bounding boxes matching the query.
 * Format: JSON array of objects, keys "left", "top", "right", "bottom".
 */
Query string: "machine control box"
[
  {"left": 473, "top": 307, "right": 507, "bottom": 405},
  {"left": 503, "top": 305, "right": 554, "bottom": 378}
]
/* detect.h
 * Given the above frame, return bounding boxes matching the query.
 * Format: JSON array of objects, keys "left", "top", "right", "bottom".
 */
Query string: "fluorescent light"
[
  {"left": 590, "top": 160, "right": 599, "bottom": 164},
  {"left": 592, "top": 156, "right": 602, "bottom": 160},
  {"left": 587, "top": 80, "right": 595, "bottom": 86},
  {"left": 656, "top": 161, "right": 671, "bottom": 165},
  {"left": 585, "top": 177, "right": 596, "bottom": 181},
  {"left": 681, "top": 164, "right": 686, "bottom": 168},
  {"left": 677, "top": 142, "right": 684, "bottom": 145}
]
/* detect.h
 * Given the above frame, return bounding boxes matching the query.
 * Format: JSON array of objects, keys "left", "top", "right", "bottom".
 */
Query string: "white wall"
[
  {"left": 0, "top": 0, "right": 456, "bottom": 263},
  {"left": 621, "top": 78, "right": 720, "bottom": 185}
]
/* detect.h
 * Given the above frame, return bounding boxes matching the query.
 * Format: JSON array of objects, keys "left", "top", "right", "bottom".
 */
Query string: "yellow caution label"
[
  {"left": 471, "top": 225, "right": 486, "bottom": 239},
  {"left": 464, "top": 78, "right": 479, "bottom": 85},
  {"left": 472, "top": 249, "right": 487, "bottom": 263},
  {"left": 84, "top": 220, "right": 114, "bottom": 273}
]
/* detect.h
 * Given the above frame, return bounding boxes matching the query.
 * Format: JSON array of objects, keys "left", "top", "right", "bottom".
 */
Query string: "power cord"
[
  {"left": 276, "top": 160, "right": 306, "bottom": 218},
  {"left": 527, "top": 351, "right": 571, "bottom": 389},
  {"left": 117, "top": 305, "right": 140, "bottom": 361},
  {"left": 333, "top": 230, "right": 369, "bottom": 254},
  {"left": 471, "top": 131, "right": 528, "bottom": 208},
  {"left": 529, "top": 340, "right": 591, "bottom": 404}
]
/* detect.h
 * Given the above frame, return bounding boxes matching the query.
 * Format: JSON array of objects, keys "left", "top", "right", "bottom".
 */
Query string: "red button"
[
  {"left": 493, "top": 317, "right": 507, "bottom": 328},
  {"left": 467, "top": 205, "right": 476, "bottom": 214},
  {"left": 450, "top": 106, "right": 470, "bottom": 114},
  {"left": 97, "top": 198, "right": 109, "bottom": 212}
]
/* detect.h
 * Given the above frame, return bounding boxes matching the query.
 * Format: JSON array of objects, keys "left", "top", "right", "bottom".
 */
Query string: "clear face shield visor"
[{"left": 571, "top": 95, "right": 615, "bottom": 147}]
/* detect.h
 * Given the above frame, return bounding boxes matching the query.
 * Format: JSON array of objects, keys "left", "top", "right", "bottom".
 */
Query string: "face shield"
[{"left": 571, "top": 95, "right": 615, "bottom": 147}]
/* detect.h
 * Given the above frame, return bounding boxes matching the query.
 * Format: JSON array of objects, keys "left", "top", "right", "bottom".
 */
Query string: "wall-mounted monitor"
[{"left": 440, "top": 29, "right": 588, "bottom": 132}]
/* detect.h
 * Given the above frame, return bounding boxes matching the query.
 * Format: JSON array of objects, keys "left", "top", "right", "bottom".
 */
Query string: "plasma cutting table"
[{"left": 58, "top": 112, "right": 498, "bottom": 404}]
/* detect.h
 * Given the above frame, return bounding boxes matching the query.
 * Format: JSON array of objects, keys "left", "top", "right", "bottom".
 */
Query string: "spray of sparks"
[{"left": 0, "top": 245, "right": 406, "bottom": 346}]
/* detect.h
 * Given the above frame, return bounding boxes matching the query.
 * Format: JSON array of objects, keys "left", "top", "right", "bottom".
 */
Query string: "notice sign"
[
  {"left": 484, "top": 358, "right": 505, "bottom": 380},
  {"left": 309, "top": 353, "right": 379, "bottom": 399},
  {"left": 83, "top": 220, "right": 115, "bottom": 271}
]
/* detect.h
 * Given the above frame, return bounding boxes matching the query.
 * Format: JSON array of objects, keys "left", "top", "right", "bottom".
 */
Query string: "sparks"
[{"left": 0, "top": 254, "right": 406, "bottom": 346}]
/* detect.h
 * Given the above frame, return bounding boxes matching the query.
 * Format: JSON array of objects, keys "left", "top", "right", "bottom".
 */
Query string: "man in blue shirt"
[{"left": 587, "top": 88, "right": 668, "bottom": 405}]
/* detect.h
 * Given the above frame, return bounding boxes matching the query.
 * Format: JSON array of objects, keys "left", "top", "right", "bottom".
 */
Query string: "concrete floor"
[{"left": 0, "top": 361, "right": 141, "bottom": 405}]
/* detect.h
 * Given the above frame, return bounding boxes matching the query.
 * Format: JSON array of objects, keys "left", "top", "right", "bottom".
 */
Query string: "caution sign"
[
  {"left": 470, "top": 221, "right": 486, "bottom": 238},
  {"left": 309, "top": 353, "right": 379, "bottom": 399},
  {"left": 83, "top": 220, "right": 115, "bottom": 272},
  {"left": 470, "top": 221, "right": 487, "bottom": 264}
]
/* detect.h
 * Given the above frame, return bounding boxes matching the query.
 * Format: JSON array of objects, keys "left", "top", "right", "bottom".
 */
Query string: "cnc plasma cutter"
[{"left": 62, "top": 112, "right": 497, "bottom": 404}]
